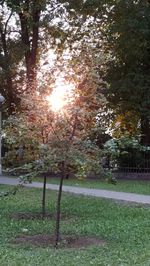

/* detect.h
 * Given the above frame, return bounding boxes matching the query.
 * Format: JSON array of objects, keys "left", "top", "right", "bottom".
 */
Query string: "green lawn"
[
  {"left": 0, "top": 185, "right": 150, "bottom": 266},
  {"left": 36, "top": 177, "right": 150, "bottom": 195}
]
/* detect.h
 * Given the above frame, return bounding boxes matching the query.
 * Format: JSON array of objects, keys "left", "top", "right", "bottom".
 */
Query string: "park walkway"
[{"left": 0, "top": 176, "right": 150, "bottom": 204}]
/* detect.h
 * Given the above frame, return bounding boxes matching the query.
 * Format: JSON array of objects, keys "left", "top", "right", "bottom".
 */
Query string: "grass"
[
  {"left": 0, "top": 184, "right": 150, "bottom": 266},
  {"left": 35, "top": 177, "right": 150, "bottom": 195}
]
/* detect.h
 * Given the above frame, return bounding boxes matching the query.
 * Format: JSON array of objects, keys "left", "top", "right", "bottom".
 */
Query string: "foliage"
[
  {"left": 104, "top": 137, "right": 141, "bottom": 156},
  {"left": 0, "top": 0, "right": 83, "bottom": 113},
  {"left": 103, "top": 0, "right": 150, "bottom": 143},
  {"left": 3, "top": 75, "right": 102, "bottom": 176},
  {"left": 2, "top": 0, "right": 150, "bottom": 144},
  {"left": 104, "top": 136, "right": 150, "bottom": 170}
]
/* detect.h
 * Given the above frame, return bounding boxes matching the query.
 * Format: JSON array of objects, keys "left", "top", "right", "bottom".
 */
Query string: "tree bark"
[
  {"left": 54, "top": 161, "right": 65, "bottom": 248},
  {"left": 42, "top": 174, "right": 47, "bottom": 218},
  {"left": 0, "top": 25, "right": 16, "bottom": 114},
  {"left": 19, "top": 0, "right": 41, "bottom": 93}
]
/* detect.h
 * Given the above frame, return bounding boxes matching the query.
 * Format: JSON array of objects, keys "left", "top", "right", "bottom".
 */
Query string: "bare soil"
[
  {"left": 10, "top": 212, "right": 73, "bottom": 220},
  {"left": 11, "top": 234, "right": 106, "bottom": 249}
]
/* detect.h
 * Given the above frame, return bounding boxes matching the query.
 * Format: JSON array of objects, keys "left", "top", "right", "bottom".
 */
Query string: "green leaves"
[{"left": 104, "top": 0, "right": 150, "bottom": 141}]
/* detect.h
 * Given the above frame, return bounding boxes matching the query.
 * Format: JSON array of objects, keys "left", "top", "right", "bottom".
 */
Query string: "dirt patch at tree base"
[
  {"left": 10, "top": 212, "right": 73, "bottom": 220},
  {"left": 11, "top": 234, "right": 106, "bottom": 249}
]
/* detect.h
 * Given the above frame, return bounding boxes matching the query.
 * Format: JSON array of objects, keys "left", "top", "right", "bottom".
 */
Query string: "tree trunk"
[
  {"left": 0, "top": 26, "right": 16, "bottom": 114},
  {"left": 42, "top": 175, "right": 47, "bottom": 218},
  {"left": 54, "top": 162, "right": 65, "bottom": 248},
  {"left": 19, "top": 1, "right": 41, "bottom": 93},
  {"left": 141, "top": 117, "right": 150, "bottom": 145}
]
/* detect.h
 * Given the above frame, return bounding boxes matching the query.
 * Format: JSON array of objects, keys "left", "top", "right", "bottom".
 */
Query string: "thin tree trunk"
[
  {"left": 42, "top": 175, "right": 47, "bottom": 218},
  {"left": 54, "top": 162, "right": 65, "bottom": 248}
]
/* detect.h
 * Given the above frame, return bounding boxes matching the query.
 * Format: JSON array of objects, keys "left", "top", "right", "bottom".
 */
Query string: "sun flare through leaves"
[{"left": 46, "top": 80, "right": 75, "bottom": 112}]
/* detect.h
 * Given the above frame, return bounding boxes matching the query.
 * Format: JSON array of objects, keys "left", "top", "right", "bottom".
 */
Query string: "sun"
[
  {"left": 47, "top": 88, "right": 66, "bottom": 111},
  {"left": 46, "top": 81, "right": 75, "bottom": 112}
]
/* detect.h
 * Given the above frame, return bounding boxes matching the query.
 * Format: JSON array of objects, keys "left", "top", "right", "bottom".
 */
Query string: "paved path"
[{"left": 0, "top": 176, "right": 150, "bottom": 204}]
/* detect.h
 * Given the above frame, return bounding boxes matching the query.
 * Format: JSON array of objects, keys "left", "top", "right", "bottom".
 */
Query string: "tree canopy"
[{"left": 1, "top": 0, "right": 150, "bottom": 143}]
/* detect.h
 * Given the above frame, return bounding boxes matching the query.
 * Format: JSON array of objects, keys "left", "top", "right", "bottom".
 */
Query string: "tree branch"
[{"left": 4, "top": 10, "right": 13, "bottom": 36}]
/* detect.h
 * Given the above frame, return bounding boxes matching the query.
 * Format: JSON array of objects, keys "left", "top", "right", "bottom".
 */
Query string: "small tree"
[
  {"left": 40, "top": 92, "right": 101, "bottom": 247},
  {"left": 4, "top": 82, "right": 102, "bottom": 246}
]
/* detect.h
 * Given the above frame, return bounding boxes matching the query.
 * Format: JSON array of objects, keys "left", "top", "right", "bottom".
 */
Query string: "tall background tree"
[
  {"left": 0, "top": 2, "right": 22, "bottom": 114},
  {"left": 0, "top": 0, "right": 74, "bottom": 113},
  {"left": 103, "top": 0, "right": 150, "bottom": 144}
]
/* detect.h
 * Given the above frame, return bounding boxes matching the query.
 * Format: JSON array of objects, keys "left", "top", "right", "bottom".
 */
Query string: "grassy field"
[
  {"left": 36, "top": 177, "right": 150, "bottom": 195},
  {"left": 0, "top": 184, "right": 150, "bottom": 266}
]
